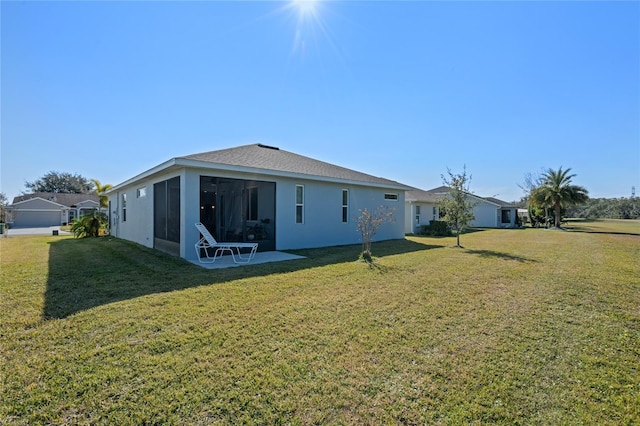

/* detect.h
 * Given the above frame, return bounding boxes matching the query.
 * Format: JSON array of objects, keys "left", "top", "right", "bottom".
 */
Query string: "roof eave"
[{"left": 9, "top": 196, "right": 67, "bottom": 209}]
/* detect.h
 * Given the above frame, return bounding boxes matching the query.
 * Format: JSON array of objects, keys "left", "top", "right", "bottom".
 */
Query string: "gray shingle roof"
[
  {"left": 12, "top": 192, "right": 99, "bottom": 207},
  {"left": 405, "top": 186, "right": 450, "bottom": 202},
  {"left": 407, "top": 186, "right": 515, "bottom": 207},
  {"left": 181, "top": 143, "right": 410, "bottom": 188}
]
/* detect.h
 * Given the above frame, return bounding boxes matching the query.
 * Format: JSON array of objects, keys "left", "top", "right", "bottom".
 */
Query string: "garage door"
[{"left": 12, "top": 210, "right": 61, "bottom": 227}]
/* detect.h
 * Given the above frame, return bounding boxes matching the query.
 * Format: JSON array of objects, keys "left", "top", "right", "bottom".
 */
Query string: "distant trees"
[
  {"left": 527, "top": 167, "right": 589, "bottom": 228},
  {"left": 566, "top": 197, "right": 640, "bottom": 219},
  {"left": 438, "top": 167, "right": 476, "bottom": 247},
  {"left": 25, "top": 171, "right": 94, "bottom": 194}
]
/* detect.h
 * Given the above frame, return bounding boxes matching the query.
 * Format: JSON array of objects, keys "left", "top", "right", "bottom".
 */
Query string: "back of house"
[{"left": 107, "top": 143, "right": 410, "bottom": 261}]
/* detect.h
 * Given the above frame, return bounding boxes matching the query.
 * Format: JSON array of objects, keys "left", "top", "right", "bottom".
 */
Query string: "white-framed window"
[
  {"left": 341, "top": 189, "right": 349, "bottom": 223},
  {"left": 384, "top": 193, "right": 399, "bottom": 201},
  {"left": 121, "top": 193, "right": 127, "bottom": 222},
  {"left": 295, "top": 185, "right": 304, "bottom": 224},
  {"left": 433, "top": 206, "right": 437, "bottom": 220},
  {"left": 415, "top": 205, "right": 421, "bottom": 224},
  {"left": 137, "top": 187, "right": 147, "bottom": 198}
]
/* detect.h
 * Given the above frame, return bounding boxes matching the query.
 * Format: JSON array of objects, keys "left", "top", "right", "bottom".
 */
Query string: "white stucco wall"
[
  {"left": 275, "top": 178, "right": 405, "bottom": 250},
  {"left": 404, "top": 202, "right": 439, "bottom": 234},
  {"left": 470, "top": 201, "right": 498, "bottom": 228},
  {"left": 108, "top": 171, "right": 180, "bottom": 249}
]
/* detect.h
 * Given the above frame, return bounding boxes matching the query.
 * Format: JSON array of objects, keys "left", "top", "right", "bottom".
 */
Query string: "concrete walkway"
[
  {"left": 3, "top": 226, "right": 71, "bottom": 236},
  {"left": 190, "top": 251, "right": 305, "bottom": 269}
]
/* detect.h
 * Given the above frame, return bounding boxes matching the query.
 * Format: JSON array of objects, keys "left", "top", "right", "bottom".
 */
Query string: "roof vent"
[{"left": 257, "top": 143, "right": 279, "bottom": 150}]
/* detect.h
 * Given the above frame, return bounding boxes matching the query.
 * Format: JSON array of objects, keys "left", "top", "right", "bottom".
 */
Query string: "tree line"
[{"left": 565, "top": 197, "right": 640, "bottom": 220}]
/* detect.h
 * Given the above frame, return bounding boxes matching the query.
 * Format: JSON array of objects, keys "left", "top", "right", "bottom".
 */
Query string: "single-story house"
[
  {"left": 7, "top": 193, "right": 101, "bottom": 227},
  {"left": 106, "top": 143, "right": 410, "bottom": 261},
  {"left": 405, "top": 186, "right": 518, "bottom": 233}
]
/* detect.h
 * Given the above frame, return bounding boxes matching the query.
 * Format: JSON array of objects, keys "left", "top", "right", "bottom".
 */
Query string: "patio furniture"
[{"left": 195, "top": 222, "right": 258, "bottom": 264}]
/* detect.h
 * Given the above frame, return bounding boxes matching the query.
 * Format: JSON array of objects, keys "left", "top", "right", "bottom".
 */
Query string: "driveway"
[{"left": 3, "top": 226, "right": 71, "bottom": 236}]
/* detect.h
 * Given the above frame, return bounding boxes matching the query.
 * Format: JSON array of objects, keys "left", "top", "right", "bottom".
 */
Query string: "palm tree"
[
  {"left": 91, "top": 179, "right": 113, "bottom": 210},
  {"left": 529, "top": 167, "right": 588, "bottom": 228}
]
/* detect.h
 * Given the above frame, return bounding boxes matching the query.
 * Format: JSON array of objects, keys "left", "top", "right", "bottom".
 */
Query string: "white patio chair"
[{"left": 195, "top": 222, "right": 258, "bottom": 264}]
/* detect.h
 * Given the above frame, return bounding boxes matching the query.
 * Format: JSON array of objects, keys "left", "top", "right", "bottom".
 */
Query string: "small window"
[
  {"left": 384, "top": 193, "right": 399, "bottom": 201},
  {"left": 137, "top": 187, "right": 147, "bottom": 198},
  {"left": 342, "top": 189, "right": 349, "bottom": 223},
  {"left": 295, "top": 185, "right": 304, "bottom": 224},
  {"left": 415, "top": 205, "right": 421, "bottom": 224},
  {"left": 121, "top": 193, "right": 127, "bottom": 222}
]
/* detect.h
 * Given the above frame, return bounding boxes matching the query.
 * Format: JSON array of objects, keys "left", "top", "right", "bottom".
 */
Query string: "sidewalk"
[{"left": 3, "top": 226, "right": 71, "bottom": 236}]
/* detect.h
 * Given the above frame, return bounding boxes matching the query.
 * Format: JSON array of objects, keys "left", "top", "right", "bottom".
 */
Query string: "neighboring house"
[
  {"left": 106, "top": 143, "right": 410, "bottom": 261},
  {"left": 7, "top": 193, "right": 101, "bottom": 227},
  {"left": 405, "top": 186, "right": 518, "bottom": 233}
]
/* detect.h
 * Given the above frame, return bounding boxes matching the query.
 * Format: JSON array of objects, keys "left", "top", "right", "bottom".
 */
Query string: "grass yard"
[{"left": 1, "top": 220, "right": 639, "bottom": 424}]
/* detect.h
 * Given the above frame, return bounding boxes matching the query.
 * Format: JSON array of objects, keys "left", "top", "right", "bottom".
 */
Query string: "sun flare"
[{"left": 292, "top": 0, "right": 319, "bottom": 17}]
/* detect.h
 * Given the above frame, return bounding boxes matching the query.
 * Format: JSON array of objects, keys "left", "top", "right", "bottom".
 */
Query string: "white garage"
[
  {"left": 7, "top": 197, "right": 66, "bottom": 227},
  {"left": 11, "top": 210, "right": 63, "bottom": 227},
  {"left": 7, "top": 193, "right": 102, "bottom": 228}
]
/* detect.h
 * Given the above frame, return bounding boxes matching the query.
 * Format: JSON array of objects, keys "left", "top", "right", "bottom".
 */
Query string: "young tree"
[
  {"left": 91, "top": 179, "right": 113, "bottom": 209},
  {"left": 356, "top": 206, "right": 394, "bottom": 262},
  {"left": 439, "top": 166, "right": 476, "bottom": 247},
  {"left": 529, "top": 167, "right": 589, "bottom": 228},
  {"left": 25, "top": 171, "right": 94, "bottom": 194}
]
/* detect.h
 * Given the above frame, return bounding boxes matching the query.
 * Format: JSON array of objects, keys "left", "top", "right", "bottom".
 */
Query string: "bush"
[
  {"left": 71, "top": 212, "right": 108, "bottom": 238},
  {"left": 419, "top": 220, "right": 451, "bottom": 236}
]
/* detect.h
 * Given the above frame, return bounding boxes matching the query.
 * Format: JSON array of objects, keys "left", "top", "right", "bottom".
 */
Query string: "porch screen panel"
[{"left": 154, "top": 177, "right": 181, "bottom": 243}]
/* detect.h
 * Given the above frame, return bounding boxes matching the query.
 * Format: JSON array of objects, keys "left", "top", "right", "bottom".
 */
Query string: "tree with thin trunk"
[
  {"left": 356, "top": 206, "right": 394, "bottom": 262},
  {"left": 439, "top": 166, "right": 476, "bottom": 248},
  {"left": 91, "top": 179, "right": 113, "bottom": 209},
  {"left": 529, "top": 167, "right": 589, "bottom": 228}
]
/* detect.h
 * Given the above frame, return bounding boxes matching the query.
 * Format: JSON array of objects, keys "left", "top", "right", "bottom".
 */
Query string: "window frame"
[
  {"left": 341, "top": 189, "right": 349, "bottom": 223},
  {"left": 384, "top": 193, "right": 399, "bottom": 201},
  {"left": 121, "top": 193, "right": 127, "bottom": 222},
  {"left": 295, "top": 185, "right": 304, "bottom": 224}
]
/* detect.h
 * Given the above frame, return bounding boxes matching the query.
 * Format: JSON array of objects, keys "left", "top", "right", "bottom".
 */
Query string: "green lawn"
[{"left": 1, "top": 220, "right": 639, "bottom": 424}]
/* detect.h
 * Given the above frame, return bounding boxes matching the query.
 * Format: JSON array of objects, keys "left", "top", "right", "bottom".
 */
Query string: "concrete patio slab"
[{"left": 190, "top": 251, "right": 305, "bottom": 269}]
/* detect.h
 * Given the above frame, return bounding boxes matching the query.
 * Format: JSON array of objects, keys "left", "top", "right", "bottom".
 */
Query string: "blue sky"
[{"left": 2, "top": 0, "right": 639, "bottom": 202}]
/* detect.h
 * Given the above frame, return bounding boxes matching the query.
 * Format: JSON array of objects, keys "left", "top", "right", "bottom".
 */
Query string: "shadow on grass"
[
  {"left": 564, "top": 227, "right": 640, "bottom": 237},
  {"left": 561, "top": 219, "right": 640, "bottom": 236},
  {"left": 465, "top": 249, "right": 538, "bottom": 263},
  {"left": 45, "top": 237, "right": 442, "bottom": 319}
]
